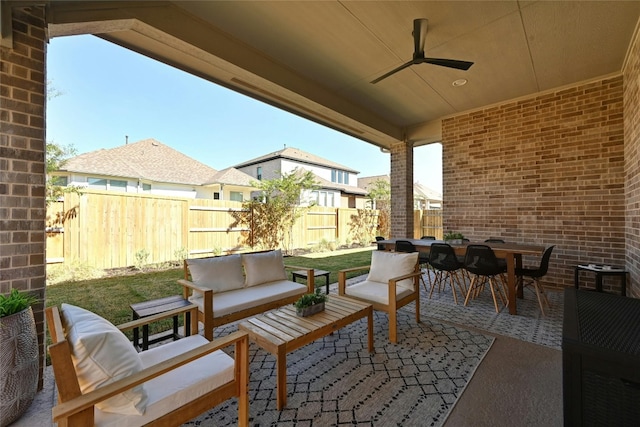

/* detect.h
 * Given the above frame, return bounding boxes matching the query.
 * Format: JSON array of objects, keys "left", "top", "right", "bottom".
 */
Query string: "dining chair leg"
[
  {"left": 447, "top": 272, "right": 459, "bottom": 304},
  {"left": 464, "top": 276, "right": 478, "bottom": 306},
  {"left": 488, "top": 278, "right": 501, "bottom": 313},
  {"left": 533, "top": 279, "right": 549, "bottom": 316}
]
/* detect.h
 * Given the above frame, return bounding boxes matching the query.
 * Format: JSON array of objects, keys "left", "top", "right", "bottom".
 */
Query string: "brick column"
[
  {"left": 0, "top": 4, "right": 47, "bottom": 390},
  {"left": 389, "top": 140, "right": 413, "bottom": 238}
]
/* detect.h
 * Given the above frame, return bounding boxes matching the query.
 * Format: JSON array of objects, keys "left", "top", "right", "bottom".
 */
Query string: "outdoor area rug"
[
  {"left": 416, "top": 271, "right": 563, "bottom": 349},
  {"left": 185, "top": 309, "right": 494, "bottom": 426}
]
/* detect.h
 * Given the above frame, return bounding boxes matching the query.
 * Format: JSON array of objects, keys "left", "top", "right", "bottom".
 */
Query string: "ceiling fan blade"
[
  {"left": 370, "top": 60, "right": 414, "bottom": 84},
  {"left": 413, "top": 19, "right": 428, "bottom": 57},
  {"left": 424, "top": 57, "right": 474, "bottom": 71}
]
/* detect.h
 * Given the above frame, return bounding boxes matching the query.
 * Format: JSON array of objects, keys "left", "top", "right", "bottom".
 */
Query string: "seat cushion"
[
  {"left": 61, "top": 303, "right": 148, "bottom": 415},
  {"left": 367, "top": 250, "right": 418, "bottom": 289},
  {"left": 242, "top": 250, "right": 287, "bottom": 287},
  {"left": 189, "top": 280, "right": 307, "bottom": 317},
  {"left": 345, "top": 280, "right": 415, "bottom": 305},
  {"left": 187, "top": 254, "right": 245, "bottom": 293},
  {"left": 94, "top": 335, "right": 235, "bottom": 427}
]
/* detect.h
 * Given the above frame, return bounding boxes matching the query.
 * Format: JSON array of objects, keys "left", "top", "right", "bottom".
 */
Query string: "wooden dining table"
[{"left": 377, "top": 238, "right": 546, "bottom": 315}]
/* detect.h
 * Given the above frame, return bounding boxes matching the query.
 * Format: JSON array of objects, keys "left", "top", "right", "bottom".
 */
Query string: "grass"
[{"left": 45, "top": 249, "right": 375, "bottom": 350}]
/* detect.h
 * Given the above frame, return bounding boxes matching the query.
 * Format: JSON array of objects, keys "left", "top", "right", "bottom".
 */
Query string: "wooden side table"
[
  {"left": 574, "top": 264, "right": 628, "bottom": 296},
  {"left": 130, "top": 295, "right": 192, "bottom": 351},
  {"left": 292, "top": 269, "right": 331, "bottom": 294}
]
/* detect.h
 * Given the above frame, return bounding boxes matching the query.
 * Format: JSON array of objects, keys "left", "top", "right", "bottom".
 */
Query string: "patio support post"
[
  {"left": 0, "top": 3, "right": 48, "bottom": 390},
  {"left": 389, "top": 139, "right": 414, "bottom": 238}
]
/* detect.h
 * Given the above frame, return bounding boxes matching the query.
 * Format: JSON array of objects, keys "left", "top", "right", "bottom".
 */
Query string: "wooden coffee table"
[{"left": 238, "top": 295, "right": 373, "bottom": 410}]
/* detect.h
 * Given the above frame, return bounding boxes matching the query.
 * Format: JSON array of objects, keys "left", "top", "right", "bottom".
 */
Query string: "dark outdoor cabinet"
[{"left": 562, "top": 288, "right": 640, "bottom": 426}]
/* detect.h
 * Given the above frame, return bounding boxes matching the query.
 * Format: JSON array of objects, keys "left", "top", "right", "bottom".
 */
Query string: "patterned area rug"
[
  {"left": 185, "top": 309, "right": 493, "bottom": 426},
  {"left": 415, "top": 271, "right": 563, "bottom": 349}
]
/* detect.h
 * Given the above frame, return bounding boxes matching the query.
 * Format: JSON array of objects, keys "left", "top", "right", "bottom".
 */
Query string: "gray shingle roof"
[
  {"left": 205, "top": 167, "right": 256, "bottom": 186},
  {"left": 234, "top": 146, "right": 359, "bottom": 174},
  {"left": 60, "top": 139, "right": 219, "bottom": 185}
]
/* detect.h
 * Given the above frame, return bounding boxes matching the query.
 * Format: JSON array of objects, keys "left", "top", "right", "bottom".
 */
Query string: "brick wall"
[
  {"left": 442, "top": 76, "right": 626, "bottom": 290},
  {"left": 0, "top": 5, "right": 47, "bottom": 389},
  {"left": 390, "top": 140, "right": 413, "bottom": 238},
  {"left": 624, "top": 26, "right": 640, "bottom": 297}
]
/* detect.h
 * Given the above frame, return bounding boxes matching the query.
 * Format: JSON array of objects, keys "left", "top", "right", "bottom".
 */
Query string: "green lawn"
[{"left": 46, "top": 249, "right": 375, "bottom": 331}]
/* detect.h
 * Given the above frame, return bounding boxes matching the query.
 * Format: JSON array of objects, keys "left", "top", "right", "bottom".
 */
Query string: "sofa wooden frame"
[
  {"left": 46, "top": 304, "right": 249, "bottom": 427},
  {"left": 179, "top": 251, "right": 315, "bottom": 340}
]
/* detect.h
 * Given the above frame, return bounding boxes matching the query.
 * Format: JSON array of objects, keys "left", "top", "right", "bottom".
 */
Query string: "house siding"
[{"left": 442, "top": 75, "right": 627, "bottom": 290}]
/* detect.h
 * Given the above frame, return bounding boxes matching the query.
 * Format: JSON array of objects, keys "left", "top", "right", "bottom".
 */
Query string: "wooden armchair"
[
  {"left": 46, "top": 303, "right": 249, "bottom": 426},
  {"left": 338, "top": 250, "right": 422, "bottom": 343}
]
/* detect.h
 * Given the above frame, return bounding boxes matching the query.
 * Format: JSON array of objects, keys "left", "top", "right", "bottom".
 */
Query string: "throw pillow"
[
  {"left": 243, "top": 249, "right": 287, "bottom": 287},
  {"left": 187, "top": 254, "right": 245, "bottom": 293},
  {"left": 367, "top": 250, "right": 418, "bottom": 289},
  {"left": 61, "top": 303, "right": 148, "bottom": 415}
]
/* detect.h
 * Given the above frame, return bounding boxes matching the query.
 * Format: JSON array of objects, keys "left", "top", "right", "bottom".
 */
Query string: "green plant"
[
  {"left": 134, "top": 249, "right": 150, "bottom": 270},
  {"left": 293, "top": 288, "right": 327, "bottom": 309},
  {"left": 444, "top": 231, "right": 464, "bottom": 240},
  {"left": 0, "top": 289, "right": 39, "bottom": 318}
]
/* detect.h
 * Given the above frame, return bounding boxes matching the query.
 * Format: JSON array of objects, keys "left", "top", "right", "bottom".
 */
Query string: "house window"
[
  {"left": 109, "top": 180, "right": 127, "bottom": 192},
  {"left": 331, "top": 170, "right": 336, "bottom": 182},
  {"left": 142, "top": 183, "right": 151, "bottom": 192},
  {"left": 230, "top": 191, "right": 243, "bottom": 202},
  {"left": 311, "top": 190, "right": 334, "bottom": 207},
  {"left": 213, "top": 192, "right": 220, "bottom": 200},
  {"left": 257, "top": 166, "right": 262, "bottom": 180},
  {"left": 87, "top": 178, "right": 107, "bottom": 189},
  {"left": 51, "top": 176, "right": 68, "bottom": 186},
  {"left": 344, "top": 173, "right": 349, "bottom": 185}
]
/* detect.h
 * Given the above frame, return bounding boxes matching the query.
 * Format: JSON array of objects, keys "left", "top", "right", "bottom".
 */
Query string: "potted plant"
[
  {"left": 0, "top": 289, "right": 39, "bottom": 427},
  {"left": 293, "top": 289, "right": 328, "bottom": 317},
  {"left": 444, "top": 232, "right": 465, "bottom": 245}
]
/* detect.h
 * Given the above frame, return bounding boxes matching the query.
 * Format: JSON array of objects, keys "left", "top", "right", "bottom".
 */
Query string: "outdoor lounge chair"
[
  {"left": 337, "top": 250, "right": 422, "bottom": 343},
  {"left": 46, "top": 303, "right": 249, "bottom": 426}
]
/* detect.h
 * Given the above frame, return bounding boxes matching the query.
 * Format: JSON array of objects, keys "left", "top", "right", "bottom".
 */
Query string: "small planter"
[
  {"left": 446, "top": 239, "right": 463, "bottom": 245},
  {"left": 296, "top": 302, "right": 325, "bottom": 317}
]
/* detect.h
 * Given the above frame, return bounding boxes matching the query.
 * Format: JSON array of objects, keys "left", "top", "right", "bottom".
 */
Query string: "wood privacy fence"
[{"left": 46, "top": 191, "right": 443, "bottom": 269}]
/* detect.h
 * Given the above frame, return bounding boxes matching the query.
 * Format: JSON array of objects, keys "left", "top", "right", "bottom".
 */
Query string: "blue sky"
[{"left": 46, "top": 35, "right": 442, "bottom": 192}]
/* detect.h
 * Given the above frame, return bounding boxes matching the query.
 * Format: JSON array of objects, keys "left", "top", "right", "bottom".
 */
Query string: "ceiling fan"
[{"left": 371, "top": 18, "right": 474, "bottom": 84}]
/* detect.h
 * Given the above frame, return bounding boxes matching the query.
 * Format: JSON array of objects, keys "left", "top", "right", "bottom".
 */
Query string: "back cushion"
[
  {"left": 61, "top": 303, "right": 148, "bottom": 415},
  {"left": 367, "top": 251, "right": 418, "bottom": 289},
  {"left": 187, "top": 254, "right": 245, "bottom": 293},
  {"left": 243, "top": 250, "right": 287, "bottom": 287}
]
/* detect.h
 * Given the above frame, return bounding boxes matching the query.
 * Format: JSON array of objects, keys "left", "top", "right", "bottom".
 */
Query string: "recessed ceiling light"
[{"left": 452, "top": 79, "right": 468, "bottom": 87}]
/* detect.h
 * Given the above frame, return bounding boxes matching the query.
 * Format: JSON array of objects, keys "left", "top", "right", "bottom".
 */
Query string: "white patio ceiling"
[{"left": 48, "top": 1, "right": 640, "bottom": 149}]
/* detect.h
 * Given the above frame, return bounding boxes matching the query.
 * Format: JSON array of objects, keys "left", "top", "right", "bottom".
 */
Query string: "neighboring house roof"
[
  {"left": 234, "top": 146, "right": 359, "bottom": 174},
  {"left": 358, "top": 174, "right": 390, "bottom": 191},
  {"left": 204, "top": 167, "right": 255, "bottom": 186},
  {"left": 59, "top": 138, "right": 219, "bottom": 186},
  {"left": 414, "top": 183, "right": 442, "bottom": 201},
  {"left": 358, "top": 175, "right": 442, "bottom": 201}
]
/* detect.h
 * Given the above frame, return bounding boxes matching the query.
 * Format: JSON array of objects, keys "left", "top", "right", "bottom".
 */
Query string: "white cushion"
[
  {"left": 94, "top": 335, "right": 235, "bottom": 427},
  {"left": 345, "top": 280, "right": 415, "bottom": 305},
  {"left": 242, "top": 250, "right": 287, "bottom": 287},
  {"left": 61, "top": 303, "right": 148, "bottom": 415},
  {"left": 367, "top": 251, "right": 418, "bottom": 289},
  {"left": 187, "top": 254, "right": 245, "bottom": 293},
  {"left": 189, "top": 280, "right": 307, "bottom": 317}
]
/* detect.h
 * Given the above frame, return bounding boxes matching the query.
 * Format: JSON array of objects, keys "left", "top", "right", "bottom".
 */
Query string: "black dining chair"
[
  {"left": 428, "top": 243, "right": 466, "bottom": 304},
  {"left": 395, "top": 240, "right": 430, "bottom": 292},
  {"left": 484, "top": 239, "right": 507, "bottom": 272},
  {"left": 515, "top": 245, "right": 555, "bottom": 316},
  {"left": 463, "top": 244, "right": 508, "bottom": 313}
]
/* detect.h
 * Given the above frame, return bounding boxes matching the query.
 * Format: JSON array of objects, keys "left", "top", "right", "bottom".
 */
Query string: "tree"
[
  {"left": 366, "top": 178, "right": 391, "bottom": 238},
  {"left": 231, "top": 169, "right": 318, "bottom": 253},
  {"left": 46, "top": 141, "right": 78, "bottom": 206}
]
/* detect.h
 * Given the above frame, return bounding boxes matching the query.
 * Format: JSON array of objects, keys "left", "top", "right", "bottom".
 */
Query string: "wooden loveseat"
[
  {"left": 46, "top": 303, "right": 249, "bottom": 426},
  {"left": 179, "top": 249, "right": 315, "bottom": 340}
]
